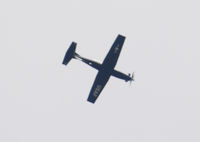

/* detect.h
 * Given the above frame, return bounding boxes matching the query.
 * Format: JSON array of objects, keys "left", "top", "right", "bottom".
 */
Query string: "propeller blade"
[
  {"left": 132, "top": 72, "right": 134, "bottom": 81},
  {"left": 129, "top": 72, "right": 134, "bottom": 86}
]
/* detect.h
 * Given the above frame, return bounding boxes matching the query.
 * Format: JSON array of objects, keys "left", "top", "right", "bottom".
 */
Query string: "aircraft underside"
[{"left": 62, "top": 34, "right": 134, "bottom": 103}]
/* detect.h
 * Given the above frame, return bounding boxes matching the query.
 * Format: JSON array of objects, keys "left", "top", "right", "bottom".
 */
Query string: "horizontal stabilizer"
[{"left": 62, "top": 42, "right": 77, "bottom": 66}]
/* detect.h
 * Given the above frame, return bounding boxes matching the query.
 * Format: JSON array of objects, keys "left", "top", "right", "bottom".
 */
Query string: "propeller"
[{"left": 129, "top": 72, "right": 134, "bottom": 85}]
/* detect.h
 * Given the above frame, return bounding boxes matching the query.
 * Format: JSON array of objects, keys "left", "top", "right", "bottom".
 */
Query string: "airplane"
[{"left": 62, "top": 34, "right": 134, "bottom": 103}]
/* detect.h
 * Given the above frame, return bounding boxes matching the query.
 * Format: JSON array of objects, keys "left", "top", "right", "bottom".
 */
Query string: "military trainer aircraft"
[{"left": 62, "top": 34, "right": 134, "bottom": 103}]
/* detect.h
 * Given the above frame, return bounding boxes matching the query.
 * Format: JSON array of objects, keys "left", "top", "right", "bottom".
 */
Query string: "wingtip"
[
  {"left": 87, "top": 100, "right": 95, "bottom": 104},
  {"left": 87, "top": 97, "right": 96, "bottom": 104},
  {"left": 118, "top": 34, "right": 126, "bottom": 39}
]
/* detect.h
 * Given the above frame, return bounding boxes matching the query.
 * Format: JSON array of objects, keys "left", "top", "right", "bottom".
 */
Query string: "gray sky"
[{"left": 1, "top": 0, "right": 200, "bottom": 142}]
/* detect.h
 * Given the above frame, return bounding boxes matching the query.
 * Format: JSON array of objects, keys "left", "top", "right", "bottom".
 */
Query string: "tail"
[{"left": 62, "top": 42, "right": 77, "bottom": 66}]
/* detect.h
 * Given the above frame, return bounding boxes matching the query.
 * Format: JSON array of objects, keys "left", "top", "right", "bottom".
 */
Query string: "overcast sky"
[{"left": 1, "top": 0, "right": 200, "bottom": 142}]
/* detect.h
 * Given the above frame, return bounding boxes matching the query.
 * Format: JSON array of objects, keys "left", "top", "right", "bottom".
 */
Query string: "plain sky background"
[{"left": 1, "top": 0, "right": 200, "bottom": 142}]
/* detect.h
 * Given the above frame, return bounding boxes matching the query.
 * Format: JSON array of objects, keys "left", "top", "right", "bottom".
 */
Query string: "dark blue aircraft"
[{"left": 62, "top": 34, "right": 134, "bottom": 103}]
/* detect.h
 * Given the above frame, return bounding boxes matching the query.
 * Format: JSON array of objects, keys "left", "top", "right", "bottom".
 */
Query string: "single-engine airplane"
[{"left": 62, "top": 34, "right": 134, "bottom": 103}]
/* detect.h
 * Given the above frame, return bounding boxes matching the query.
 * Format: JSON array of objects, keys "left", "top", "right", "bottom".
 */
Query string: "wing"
[
  {"left": 102, "top": 34, "right": 126, "bottom": 70},
  {"left": 87, "top": 34, "right": 126, "bottom": 103},
  {"left": 87, "top": 71, "right": 110, "bottom": 103}
]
